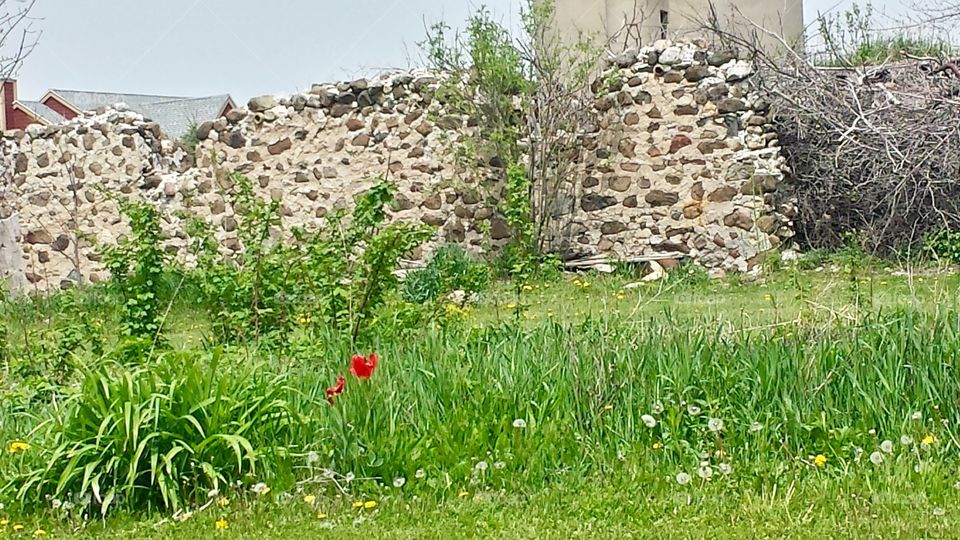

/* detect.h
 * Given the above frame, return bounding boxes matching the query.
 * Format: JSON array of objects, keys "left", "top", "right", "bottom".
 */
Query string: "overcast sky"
[{"left": 14, "top": 0, "right": 912, "bottom": 102}]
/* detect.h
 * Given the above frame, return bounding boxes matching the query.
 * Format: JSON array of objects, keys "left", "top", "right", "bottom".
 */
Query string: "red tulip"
[
  {"left": 326, "top": 375, "right": 346, "bottom": 405},
  {"left": 350, "top": 353, "right": 378, "bottom": 381}
]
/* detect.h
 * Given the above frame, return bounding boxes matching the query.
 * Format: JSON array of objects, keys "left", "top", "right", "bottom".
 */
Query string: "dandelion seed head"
[
  {"left": 869, "top": 451, "right": 884, "bottom": 465},
  {"left": 641, "top": 414, "right": 657, "bottom": 428},
  {"left": 512, "top": 418, "right": 527, "bottom": 429},
  {"left": 708, "top": 418, "right": 724, "bottom": 432},
  {"left": 880, "top": 440, "right": 894, "bottom": 454},
  {"left": 676, "top": 472, "right": 692, "bottom": 485}
]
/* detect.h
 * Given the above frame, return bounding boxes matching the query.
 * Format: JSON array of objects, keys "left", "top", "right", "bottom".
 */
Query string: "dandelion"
[
  {"left": 0, "top": 519, "right": 7, "bottom": 526},
  {"left": 364, "top": 501, "right": 377, "bottom": 509},
  {"left": 51, "top": 499, "right": 62, "bottom": 510},
  {"left": 901, "top": 435, "right": 913, "bottom": 446},
  {"left": 393, "top": 477, "right": 406, "bottom": 488},
  {"left": 215, "top": 518, "right": 228, "bottom": 530},
  {"left": 8, "top": 441, "right": 29, "bottom": 454},
  {"left": 718, "top": 463, "right": 732, "bottom": 475},
  {"left": 512, "top": 418, "right": 527, "bottom": 429},
  {"left": 868, "top": 428, "right": 876, "bottom": 435},
  {"left": 676, "top": 472, "right": 692, "bottom": 485},
  {"left": 317, "top": 513, "right": 328, "bottom": 520},
  {"left": 13, "top": 524, "right": 23, "bottom": 532},
  {"left": 912, "top": 411, "right": 923, "bottom": 421},
  {"left": 32, "top": 529, "right": 46, "bottom": 537},
  {"left": 697, "top": 463, "right": 713, "bottom": 480},
  {"left": 415, "top": 469, "right": 426, "bottom": 479},
  {"left": 641, "top": 414, "right": 657, "bottom": 428},
  {"left": 933, "top": 507, "right": 946, "bottom": 517},
  {"left": 251, "top": 482, "right": 271, "bottom": 496},
  {"left": 506, "top": 303, "right": 517, "bottom": 310},
  {"left": 307, "top": 451, "right": 320, "bottom": 464},
  {"left": 922, "top": 434, "right": 936, "bottom": 446},
  {"left": 708, "top": 418, "right": 724, "bottom": 432},
  {"left": 869, "top": 451, "right": 884, "bottom": 465},
  {"left": 652, "top": 401, "right": 664, "bottom": 414},
  {"left": 353, "top": 501, "right": 364, "bottom": 509},
  {"left": 687, "top": 405, "right": 701, "bottom": 416},
  {"left": 459, "top": 491, "right": 470, "bottom": 498},
  {"left": 345, "top": 472, "right": 356, "bottom": 483},
  {"left": 749, "top": 422, "right": 763, "bottom": 433},
  {"left": 523, "top": 285, "right": 533, "bottom": 292},
  {"left": 652, "top": 442, "right": 663, "bottom": 450},
  {"left": 304, "top": 495, "right": 316, "bottom": 504},
  {"left": 217, "top": 497, "right": 230, "bottom": 508},
  {"left": 814, "top": 454, "right": 827, "bottom": 467},
  {"left": 880, "top": 440, "right": 894, "bottom": 454},
  {"left": 474, "top": 461, "right": 489, "bottom": 473}
]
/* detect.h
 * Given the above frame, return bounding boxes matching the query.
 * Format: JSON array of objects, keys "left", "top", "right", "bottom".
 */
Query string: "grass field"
[{"left": 2, "top": 258, "right": 960, "bottom": 538}]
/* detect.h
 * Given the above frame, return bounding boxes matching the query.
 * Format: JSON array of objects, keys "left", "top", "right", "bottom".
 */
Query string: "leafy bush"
[
  {"left": 15, "top": 350, "right": 302, "bottom": 515},
  {"left": 189, "top": 175, "right": 432, "bottom": 346},
  {"left": 100, "top": 200, "right": 168, "bottom": 342},
  {"left": 925, "top": 229, "right": 960, "bottom": 264},
  {"left": 402, "top": 245, "right": 490, "bottom": 304}
]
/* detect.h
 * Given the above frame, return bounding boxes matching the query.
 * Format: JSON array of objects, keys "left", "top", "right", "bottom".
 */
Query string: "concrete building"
[{"left": 553, "top": 0, "right": 804, "bottom": 52}]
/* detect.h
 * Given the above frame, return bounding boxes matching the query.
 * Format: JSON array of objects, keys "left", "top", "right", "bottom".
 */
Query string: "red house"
[{"left": 1, "top": 79, "right": 234, "bottom": 138}]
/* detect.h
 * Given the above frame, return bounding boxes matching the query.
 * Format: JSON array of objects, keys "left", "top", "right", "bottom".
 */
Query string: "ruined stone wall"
[
  {"left": 556, "top": 40, "right": 792, "bottom": 271},
  {"left": 1, "top": 40, "right": 792, "bottom": 292}
]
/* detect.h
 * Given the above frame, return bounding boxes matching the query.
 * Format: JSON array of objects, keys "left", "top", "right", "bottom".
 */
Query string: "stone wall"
[{"left": 0, "top": 40, "right": 792, "bottom": 292}]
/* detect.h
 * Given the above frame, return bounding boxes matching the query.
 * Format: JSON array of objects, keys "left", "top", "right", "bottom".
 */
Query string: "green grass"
[{"left": 3, "top": 263, "right": 960, "bottom": 537}]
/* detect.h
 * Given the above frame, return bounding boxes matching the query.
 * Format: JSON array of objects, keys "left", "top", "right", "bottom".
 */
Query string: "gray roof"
[
  {"left": 137, "top": 95, "right": 232, "bottom": 139},
  {"left": 47, "top": 89, "right": 232, "bottom": 139},
  {"left": 18, "top": 100, "right": 66, "bottom": 124}
]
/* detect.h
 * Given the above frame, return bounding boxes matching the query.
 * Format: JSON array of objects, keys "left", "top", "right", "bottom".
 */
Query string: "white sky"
[{"left": 15, "top": 1, "right": 913, "bottom": 102}]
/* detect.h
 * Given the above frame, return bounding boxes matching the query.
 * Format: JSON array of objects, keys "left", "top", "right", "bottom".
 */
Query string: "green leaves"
[{"left": 15, "top": 351, "right": 302, "bottom": 515}]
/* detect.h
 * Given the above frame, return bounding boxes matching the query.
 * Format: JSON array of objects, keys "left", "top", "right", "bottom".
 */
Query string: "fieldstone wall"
[
  {"left": 1, "top": 40, "right": 792, "bottom": 292},
  {"left": 549, "top": 40, "right": 792, "bottom": 271}
]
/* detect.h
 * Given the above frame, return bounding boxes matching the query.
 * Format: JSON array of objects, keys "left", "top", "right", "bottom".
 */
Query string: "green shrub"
[
  {"left": 15, "top": 350, "right": 303, "bottom": 515},
  {"left": 925, "top": 229, "right": 960, "bottom": 264},
  {"left": 402, "top": 245, "right": 490, "bottom": 304}
]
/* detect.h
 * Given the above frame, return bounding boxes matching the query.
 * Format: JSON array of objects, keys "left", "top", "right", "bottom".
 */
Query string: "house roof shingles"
[
  {"left": 46, "top": 89, "right": 232, "bottom": 138},
  {"left": 18, "top": 101, "right": 66, "bottom": 124}
]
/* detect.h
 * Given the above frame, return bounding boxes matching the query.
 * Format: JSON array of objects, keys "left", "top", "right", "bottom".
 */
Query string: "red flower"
[
  {"left": 326, "top": 375, "right": 346, "bottom": 405},
  {"left": 350, "top": 353, "right": 379, "bottom": 381}
]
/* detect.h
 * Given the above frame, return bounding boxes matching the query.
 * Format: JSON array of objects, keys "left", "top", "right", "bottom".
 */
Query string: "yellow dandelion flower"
[
  {"left": 814, "top": 454, "right": 827, "bottom": 467},
  {"left": 458, "top": 491, "right": 470, "bottom": 498},
  {"left": 215, "top": 518, "right": 228, "bottom": 530},
  {"left": 653, "top": 442, "right": 663, "bottom": 450},
  {"left": 304, "top": 495, "right": 316, "bottom": 504},
  {"left": 604, "top": 404, "right": 613, "bottom": 411},
  {"left": 0, "top": 519, "right": 8, "bottom": 526},
  {"left": 317, "top": 512, "right": 328, "bottom": 520},
  {"left": 13, "top": 524, "right": 24, "bottom": 532},
  {"left": 216, "top": 497, "right": 229, "bottom": 508},
  {"left": 353, "top": 501, "right": 364, "bottom": 509},
  {"left": 506, "top": 303, "right": 517, "bottom": 310},
  {"left": 522, "top": 285, "right": 533, "bottom": 292},
  {"left": 922, "top": 434, "right": 936, "bottom": 446},
  {"left": 33, "top": 529, "right": 46, "bottom": 537},
  {"left": 364, "top": 501, "right": 377, "bottom": 509},
  {"left": 8, "top": 441, "right": 29, "bottom": 454}
]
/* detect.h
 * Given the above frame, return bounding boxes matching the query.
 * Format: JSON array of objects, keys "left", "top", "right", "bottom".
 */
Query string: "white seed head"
[
  {"left": 880, "top": 440, "right": 894, "bottom": 453},
  {"left": 642, "top": 414, "right": 657, "bottom": 428},
  {"left": 676, "top": 472, "right": 692, "bottom": 485}
]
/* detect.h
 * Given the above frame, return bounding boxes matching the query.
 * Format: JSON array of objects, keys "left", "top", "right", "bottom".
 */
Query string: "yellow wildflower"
[
  {"left": 922, "top": 435, "right": 936, "bottom": 446},
  {"left": 33, "top": 529, "right": 46, "bottom": 537},
  {"left": 13, "top": 524, "right": 24, "bottom": 532},
  {"left": 352, "top": 501, "right": 364, "bottom": 509},
  {"left": 304, "top": 495, "right": 316, "bottom": 504},
  {"left": 317, "top": 512, "right": 328, "bottom": 520},
  {"left": 215, "top": 518, "right": 228, "bottom": 530},
  {"left": 216, "top": 497, "right": 229, "bottom": 508},
  {"left": 814, "top": 454, "right": 827, "bottom": 467},
  {"left": 0, "top": 519, "right": 8, "bottom": 526},
  {"left": 458, "top": 491, "right": 470, "bottom": 498},
  {"left": 653, "top": 442, "right": 663, "bottom": 450},
  {"left": 506, "top": 303, "right": 517, "bottom": 310},
  {"left": 522, "top": 285, "right": 533, "bottom": 292},
  {"left": 8, "top": 441, "right": 29, "bottom": 454},
  {"left": 363, "top": 501, "right": 377, "bottom": 509}
]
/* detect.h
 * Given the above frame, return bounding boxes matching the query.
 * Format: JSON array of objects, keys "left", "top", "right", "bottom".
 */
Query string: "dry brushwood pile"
[{"left": 760, "top": 52, "right": 960, "bottom": 252}]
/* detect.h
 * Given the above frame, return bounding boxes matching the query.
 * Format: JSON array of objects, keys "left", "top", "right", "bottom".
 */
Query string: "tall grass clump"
[{"left": 10, "top": 350, "right": 306, "bottom": 515}]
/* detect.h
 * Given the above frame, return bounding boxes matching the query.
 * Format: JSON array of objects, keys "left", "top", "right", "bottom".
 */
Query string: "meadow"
[{"left": 2, "top": 244, "right": 960, "bottom": 538}]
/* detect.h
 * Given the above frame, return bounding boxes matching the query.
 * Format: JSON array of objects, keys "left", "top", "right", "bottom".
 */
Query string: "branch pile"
[{"left": 767, "top": 53, "right": 960, "bottom": 252}]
